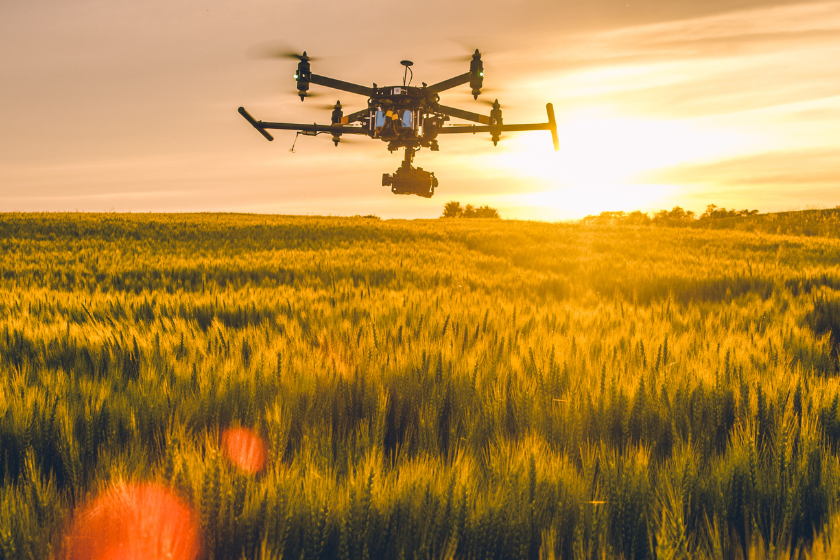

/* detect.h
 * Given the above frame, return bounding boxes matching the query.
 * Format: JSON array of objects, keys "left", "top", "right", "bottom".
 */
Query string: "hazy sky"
[{"left": 2, "top": 0, "right": 838, "bottom": 220}]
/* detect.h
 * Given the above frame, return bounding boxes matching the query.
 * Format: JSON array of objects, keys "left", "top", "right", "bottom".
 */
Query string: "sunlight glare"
[
  {"left": 63, "top": 482, "right": 200, "bottom": 560},
  {"left": 222, "top": 426, "right": 268, "bottom": 474},
  {"left": 489, "top": 109, "right": 760, "bottom": 218}
]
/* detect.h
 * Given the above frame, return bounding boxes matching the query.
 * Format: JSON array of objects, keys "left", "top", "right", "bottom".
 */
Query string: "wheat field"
[{"left": 2, "top": 212, "right": 840, "bottom": 559}]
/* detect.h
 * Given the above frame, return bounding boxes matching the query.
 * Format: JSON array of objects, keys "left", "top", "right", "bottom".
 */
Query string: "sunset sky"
[{"left": 2, "top": 0, "right": 838, "bottom": 220}]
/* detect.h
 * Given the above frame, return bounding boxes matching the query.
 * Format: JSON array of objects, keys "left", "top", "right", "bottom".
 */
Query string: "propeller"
[
  {"left": 331, "top": 135, "right": 364, "bottom": 144},
  {"left": 432, "top": 53, "right": 476, "bottom": 64},
  {"left": 246, "top": 42, "right": 319, "bottom": 62},
  {"left": 442, "top": 36, "right": 529, "bottom": 60},
  {"left": 445, "top": 92, "right": 515, "bottom": 111},
  {"left": 311, "top": 101, "right": 342, "bottom": 110},
  {"left": 475, "top": 95, "right": 504, "bottom": 106},
  {"left": 447, "top": 86, "right": 501, "bottom": 99},
  {"left": 290, "top": 90, "right": 324, "bottom": 99},
  {"left": 432, "top": 46, "right": 485, "bottom": 64}
]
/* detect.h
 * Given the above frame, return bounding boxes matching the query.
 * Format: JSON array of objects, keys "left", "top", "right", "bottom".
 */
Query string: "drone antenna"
[
  {"left": 289, "top": 132, "right": 302, "bottom": 153},
  {"left": 400, "top": 60, "right": 413, "bottom": 86}
]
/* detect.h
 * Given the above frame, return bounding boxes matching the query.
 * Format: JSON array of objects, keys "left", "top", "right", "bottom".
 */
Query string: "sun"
[{"left": 484, "top": 108, "right": 758, "bottom": 219}]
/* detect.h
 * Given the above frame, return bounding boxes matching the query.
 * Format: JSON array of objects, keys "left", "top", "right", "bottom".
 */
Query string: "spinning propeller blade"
[
  {"left": 246, "top": 42, "right": 319, "bottom": 62},
  {"left": 433, "top": 44, "right": 485, "bottom": 64},
  {"left": 291, "top": 90, "right": 324, "bottom": 99}
]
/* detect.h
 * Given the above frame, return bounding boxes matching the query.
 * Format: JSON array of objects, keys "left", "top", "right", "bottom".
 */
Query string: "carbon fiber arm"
[
  {"left": 436, "top": 104, "right": 559, "bottom": 151},
  {"left": 309, "top": 75, "right": 375, "bottom": 97},
  {"left": 426, "top": 73, "right": 470, "bottom": 94},
  {"left": 436, "top": 105, "right": 491, "bottom": 125},
  {"left": 238, "top": 107, "right": 370, "bottom": 141}
]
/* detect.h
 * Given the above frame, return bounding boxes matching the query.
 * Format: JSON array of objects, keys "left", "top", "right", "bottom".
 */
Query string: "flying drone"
[{"left": 238, "top": 50, "right": 559, "bottom": 198}]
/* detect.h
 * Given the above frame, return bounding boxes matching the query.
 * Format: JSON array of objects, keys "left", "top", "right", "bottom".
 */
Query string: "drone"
[{"left": 238, "top": 50, "right": 559, "bottom": 198}]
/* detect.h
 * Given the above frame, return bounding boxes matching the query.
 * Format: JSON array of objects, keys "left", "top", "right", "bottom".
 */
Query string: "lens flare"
[
  {"left": 63, "top": 482, "right": 200, "bottom": 560},
  {"left": 221, "top": 426, "right": 268, "bottom": 474}
]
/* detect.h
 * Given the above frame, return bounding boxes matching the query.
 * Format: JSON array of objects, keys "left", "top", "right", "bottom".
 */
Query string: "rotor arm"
[
  {"left": 238, "top": 107, "right": 275, "bottom": 141},
  {"left": 437, "top": 104, "right": 491, "bottom": 125},
  {"left": 438, "top": 123, "right": 549, "bottom": 133},
  {"left": 238, "top": 107, "right": 370, "bottom": 139},
  {"left": 426, "top": 72, "right": 471, "bottom": 95},
  {"left": 309, "top": 74, "right": 375, "bottom": 97},
  {"left": 436, "top": 104, "right": 560, "bottom": 151},
  {"left": 258, "top": 122, "right": 370, "bottom": 134}
]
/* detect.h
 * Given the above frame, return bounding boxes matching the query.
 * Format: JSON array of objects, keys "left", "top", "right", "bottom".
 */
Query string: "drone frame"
[{"left": 239, "top": 50, "right": 559, "bottom": 198}]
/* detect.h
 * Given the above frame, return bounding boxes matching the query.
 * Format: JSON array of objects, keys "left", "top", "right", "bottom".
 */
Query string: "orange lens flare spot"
[
  {"left": 64, "top": 482, "right": 200, "bottom": 560},
  {"left": 221, "top": 427, "right": 268, "bottom": 474}
]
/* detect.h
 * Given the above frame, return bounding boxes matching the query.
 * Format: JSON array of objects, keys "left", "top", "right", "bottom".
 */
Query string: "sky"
[{"left": 1, "top": 0, "right": 838, "bottom": 220}]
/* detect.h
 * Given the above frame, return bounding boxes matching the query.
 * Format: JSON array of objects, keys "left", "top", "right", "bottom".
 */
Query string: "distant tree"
[
  {"left": 474, "top": 205, "right": 500, "bottom": 218},
  {"left": 582, "top": 211, "right": 618, "bottom": 225},
  {"left": 700, "top": 204, "right": 758, "bottom": 220},
  {"left": 626, "top": 210, "right": 652, "bottom": 225},
  {"left": 602, "top": 211, "right": 627, "bottom": 225},
  {"left": 441, "top": 202, "right": 500, "bottom": 219},
  {"left": 577, "top": 205, "right": 769, "bottom": 227},
  {"left": 701, "top": 204, "right": 720, "bottom": 219},
  {"left": 652, "top": 206, "right": 695, "bottom": 225},
  {"left": 582, "top": 210, "right": 654, "bottom": 225},
  {"left": 441, "top": 201, "right": 463, "bottom": 218}
]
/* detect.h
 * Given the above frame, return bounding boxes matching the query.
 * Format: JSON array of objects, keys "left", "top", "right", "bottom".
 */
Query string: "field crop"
[{"left": 2, "top": 212, "right": 840, "bottom": 559}]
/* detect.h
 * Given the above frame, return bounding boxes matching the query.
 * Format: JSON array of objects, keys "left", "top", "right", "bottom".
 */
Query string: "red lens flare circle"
[
  {"left": 221, "top": 427, "right": 268, "bottom": 474},
  {"left": 63, "top": 482, "right": 200, "bottom": 560}
]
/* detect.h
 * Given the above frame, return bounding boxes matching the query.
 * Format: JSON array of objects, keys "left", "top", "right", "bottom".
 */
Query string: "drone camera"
[
  {"left": 382, "top": 165, "right": 438, "bottom": 198},
  {"left": 387, "top": 173, "right": 437, "bottom": 198}
]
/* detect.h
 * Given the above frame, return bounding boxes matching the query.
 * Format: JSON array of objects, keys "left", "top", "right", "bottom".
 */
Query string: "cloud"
[
  {"left": 634, "top": 148, "right": 840, "bottom": 211},
  {"left": 641, "top": 148, "right": 840, "bottom": 187},
  {"left": 532, "top": 1, "right": 840, "bottom": 67},
  {"left": 518, "top": 1, "right": 840, "bottom": 118}
]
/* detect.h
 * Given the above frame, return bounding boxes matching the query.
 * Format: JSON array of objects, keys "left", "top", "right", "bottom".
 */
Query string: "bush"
[
  {"left": 441, "top": 202, "right": 500, "bottom": 219},
  {"left": 441, "top": 201, "right": 463, "bottom": 218}
]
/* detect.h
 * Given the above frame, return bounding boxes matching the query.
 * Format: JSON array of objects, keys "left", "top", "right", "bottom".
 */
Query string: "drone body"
[{"left": 239, "top": 50, "right": 559, "bottom": 198}]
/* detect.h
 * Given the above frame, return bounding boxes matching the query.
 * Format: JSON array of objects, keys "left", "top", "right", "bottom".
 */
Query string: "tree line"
[
  {"left": 582, "top": 204, "right": 759, "bottom": 225},
  {"left": 440, "top": 203, "right": 758, "bottom": 222},
  {"left": 437, "top": 202, "right": 840, "bottom": 238}
]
